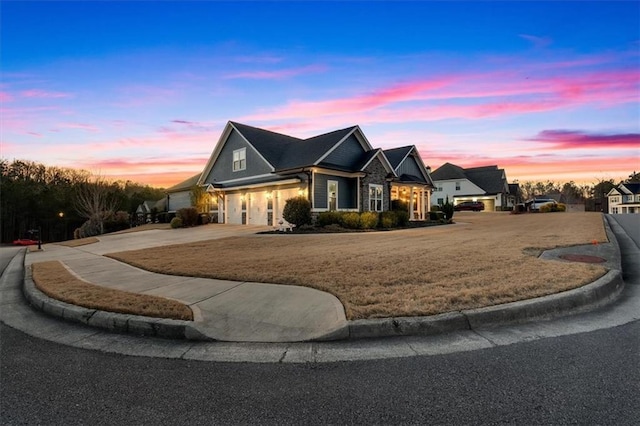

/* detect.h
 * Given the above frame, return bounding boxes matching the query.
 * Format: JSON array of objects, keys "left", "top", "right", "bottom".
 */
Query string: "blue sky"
[{"left": 2, "top": 1, "right": 638, "bottom": 187}]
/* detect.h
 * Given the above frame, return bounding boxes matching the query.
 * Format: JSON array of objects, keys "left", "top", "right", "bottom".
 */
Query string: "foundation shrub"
[
  {"left": 340, "top": 212, "right": 362, "bottom": 229},
  {"left": 360, "top": 211, "right": 379, "bottom": 229},
  {"left": 391, "top": 199, "right": 408, "bottom": 212},
  {"left": 539, "top": 204, "right": 552, "bottom": 213},
  {"left": 177, "top": 207, "right": 199, "bottom": 227},
  {"left": 429, "top": 211, "right": 445, "bottom": 221},
  {"left": 441, "top": 197, "right": 455, "bottom": 221},
  {"left": 317, "top": 211, "right": 342, "bottom": 227},
  {"left": 556, "top": 203, "right": 567, "bottom": 212},
  {"left": 170, "top": 217, "right": 183, "bottom": 229},
  {"left": 104, "top": 211, "right": 130, "bottom": 233},
  {"left": 395, "top": 210, "right": 410, "bottom": 227},
  {"left": 283, "top": 196, "right": 312, "bottom": 227},
  {"left": 379, "top": 211, "right": 398, "bottom": 229}
]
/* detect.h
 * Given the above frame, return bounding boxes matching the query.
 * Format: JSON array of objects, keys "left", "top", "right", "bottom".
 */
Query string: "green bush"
[
  {"left": 177, "top": 207, "right": 199, "bottom": 226},
  {"left": 430, "top": 205, "right": 441, "bottom": 212},
  {"left": 104, "top": 210, "right": 130, "bottom": 233},
  {"left": 379, "top": 211, "right": 398, "bottom": 229},
  {"left": 429, "top": 211, "right": 445, "bottom": 221},
  {"left": 395, "top": 210, "right": 410, "bottom": 227},
  {"left": 170, "top": 217, "right": 183, "bottom": 228},
  {"left": 360, "top": 211, "right": 379, "bottom": 229},
  {"left": 317, "top": 211, "right": 342, "bottom": 227},
  {"left": 441, "top": 197, "right": 455, "bottom": 220},
  {"left": 340, "top": 212, "right": 361, "bottom": 229},
  {"left": 391, "top": 199, "right": 408, "bottom": 212},
  {"left": 283, "top": 196, "right": 312, "bottom": 227}
]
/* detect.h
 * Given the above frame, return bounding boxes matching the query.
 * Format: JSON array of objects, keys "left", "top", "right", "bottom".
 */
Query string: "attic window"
[{"left": 233, "top": 148, "right": 246, "bottom": 172}]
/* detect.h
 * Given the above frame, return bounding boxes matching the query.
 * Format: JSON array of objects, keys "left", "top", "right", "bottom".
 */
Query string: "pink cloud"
[
  {"left": 224, "top": 64, "right": 328, "bottom": 80},
  {"left": 528, "top": 130, "right": 640, "bottom": 149},
  {"left": 0, "top": 92, "right": 14, "bottom": 102},
  {"left": 21, "top": 89, "right": 72, "bottom": 99},
  {"left": 57, "top": 122, "right": 100, "bottom": 132}
]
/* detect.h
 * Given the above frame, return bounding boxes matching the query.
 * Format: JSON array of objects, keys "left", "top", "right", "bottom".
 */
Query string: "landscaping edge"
[{"left": 20, "top": 216, "right": 624, "bottom": 343}]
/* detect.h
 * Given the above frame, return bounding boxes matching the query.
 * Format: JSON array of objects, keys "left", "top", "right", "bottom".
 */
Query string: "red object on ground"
[{"left": 12, "top": 239, "right": 39, "bottom": 246}]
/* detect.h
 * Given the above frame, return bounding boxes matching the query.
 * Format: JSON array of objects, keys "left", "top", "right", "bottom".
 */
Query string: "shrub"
[
  {"left": 78, "top": 219, "right": 100, "bottom": 238},
  {"left": 430, "top": 205, "right": 441, "bottom": 212},
  {"left": 73, "top": 228, "right": 81, "bottom": 239},
  {"left": 317, "top": 211, "right": 342, "bottom": 227},
  {"left": 379, "top": 211, "right": 398, "bottom": 229},
  {"left": 429, "top": 211, "right": 445, "bottom": 221},
  {"left": 395, "top": 210, "right": 410, "bottom": 227},
  {"left": 283, "top": 196, "right": 312, "bottom": 227},
  {"left": 441, "top": 197, "right": 455, "bottom": 220},
  {"left": 391, "top": 199, "right": 408, "bottom": 212},
  {"left": 539, "top": 204, "right": 552, "bottom": 213},
  {"left": 556, "top": 203, "right": 567, "bottom": 212},
  {"left": 360, "top": 211, "right": 379, "bottom": 229},
  {"left": 170, "top": 217, "right": 183, "bottom": 228},
  {"left": 177, "top": 207, "right": 199, "bottom": 227},
  {"left": 340, "top": 212, "right": 361, "bottom": 229},
  {"left": 104, "top": 210, "right": 130, "bottom": 233}
]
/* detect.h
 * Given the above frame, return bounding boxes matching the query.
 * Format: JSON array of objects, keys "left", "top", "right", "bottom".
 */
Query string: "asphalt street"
[{"left": 1, "top": 320, "right": 638, "bottom": 425}]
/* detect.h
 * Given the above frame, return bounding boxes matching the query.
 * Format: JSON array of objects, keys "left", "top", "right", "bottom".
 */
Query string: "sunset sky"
[{"left": 2, "top": 1, "right": 639, "bottom": 188}]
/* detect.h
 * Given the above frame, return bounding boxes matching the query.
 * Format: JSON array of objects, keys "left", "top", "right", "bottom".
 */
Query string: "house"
[
  {"left": 607, "top": 183, "right": 640, "bottom": 214},
  {"left": 430, "top": 163, "right": 511, "bottom": 211},
  {"left": 175, "top": 121, "right": 433, "bottom": 225},
  {"left": 135, "top": 200, "right": 164, "bottom": 224},
  {"left": 165, "top": 173, "right": 200, "bottom": 214}
]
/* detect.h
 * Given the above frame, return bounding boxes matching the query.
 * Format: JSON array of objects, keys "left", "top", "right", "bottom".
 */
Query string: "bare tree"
[{"left": 73, "top": 175, "right": 119, "bottom": 235}]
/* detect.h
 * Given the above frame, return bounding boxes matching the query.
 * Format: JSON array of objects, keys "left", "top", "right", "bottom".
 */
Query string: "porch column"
[{"left": 409, "top": 186, "right": 415, "bottom": 220}]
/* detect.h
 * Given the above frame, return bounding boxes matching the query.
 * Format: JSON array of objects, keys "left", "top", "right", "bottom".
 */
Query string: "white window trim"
[
  {"left": 369, "top": 184, "right": 383, "bottom": 212},
  {"left": 232, "top": 148, "right": 246, "bottom": 172},
  {"left": 328, "top": 180, "right": 338, "bottom": 211}
]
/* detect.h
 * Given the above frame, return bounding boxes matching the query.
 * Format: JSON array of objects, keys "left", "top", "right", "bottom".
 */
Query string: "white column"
[{"left": 409, "top": 186, "right": 415, "bottom": 220}]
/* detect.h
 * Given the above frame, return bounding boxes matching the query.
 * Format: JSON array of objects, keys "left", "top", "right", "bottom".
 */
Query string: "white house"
[
  {"left": 430, "top": 163, "right": 512, "bottom": 211},
  {"left": 607, "top": 183, "right": 640, "bottom": 214}
]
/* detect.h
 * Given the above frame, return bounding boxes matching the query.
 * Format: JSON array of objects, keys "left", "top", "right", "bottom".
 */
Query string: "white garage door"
[
  {"left": 227, "top": 194, "right": 243, "bottom": 224},
  {"left": 249, "top": 191, "right": 268, "bottom": 225}
]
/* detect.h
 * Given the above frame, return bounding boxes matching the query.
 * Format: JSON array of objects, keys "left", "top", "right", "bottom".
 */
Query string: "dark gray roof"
[
  {"left": 398, "top": 174, "right": 426, "bottom": 184},
  {"left": 383, "top": 146, "right": 413, "bottom": 170},
  {"left": 166, "top": 173, "right": 200, "bottom": 192},
  {"left": 231, "top": 121, "right": 358, "bottom": 171},
  {"left": 622, "top": 182, "right": 640, "bottom": 194},
  {"left": 430, "top": 162, "right": 467, "bottom": 180},
  {"left": 432, "top": 163, "right": 507, "bottom": 194}
]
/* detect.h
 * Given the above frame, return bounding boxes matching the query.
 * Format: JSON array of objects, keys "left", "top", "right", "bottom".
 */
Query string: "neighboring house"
[
  {"left": 135, "top": 199, "right": 164, "bottom": 223},
  {"left": 607, "top": 183, "right": 640, "bottom": 214},
  {"left": 165, "top": 173, "right": 200, "bottom": 214},
  {"left": 430, "top": 163, "right": 511, "bottom": 211},
  {"left": 184, "top": 121, "right": 434, "bottom": 225}
]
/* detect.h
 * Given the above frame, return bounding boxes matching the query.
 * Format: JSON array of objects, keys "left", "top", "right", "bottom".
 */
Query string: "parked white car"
[{"left": 528, "top": 198, "right": 557, "bottom": 211}]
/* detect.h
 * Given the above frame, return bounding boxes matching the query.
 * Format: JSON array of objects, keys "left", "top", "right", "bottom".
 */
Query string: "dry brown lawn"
[
  {"left": 32, "top": 261, "right": 193, "bottom": 320},
  {"left": 108, "top": 212, "right": 609, "bottom": 320}
]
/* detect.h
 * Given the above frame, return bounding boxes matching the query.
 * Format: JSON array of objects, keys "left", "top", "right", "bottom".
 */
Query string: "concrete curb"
[
  {"left": 347, "top": 215, "right": 624, "bottom": 339},
  {"left": 20, "top": 215, "right": 625, "bottom": 343},
  {"left": 22, "top": 261, "right": 213, "bottom": 341}
]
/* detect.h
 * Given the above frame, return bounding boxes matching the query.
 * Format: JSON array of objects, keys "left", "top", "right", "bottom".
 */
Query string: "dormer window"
[{"left": 233, "top": 148, "right": 246, "bottom": 172}]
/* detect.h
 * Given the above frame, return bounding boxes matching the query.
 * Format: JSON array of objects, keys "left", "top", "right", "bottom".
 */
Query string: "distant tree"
[
  {"left": 626, "top": 171, "right": 640, "bottom": 183},
  {"left": 73, "top": 175, "right": 122, "bottom": 235}
]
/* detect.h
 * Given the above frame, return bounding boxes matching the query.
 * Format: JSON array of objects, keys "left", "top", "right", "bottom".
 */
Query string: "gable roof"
[
  {"left": 431, "top": 163, "right": 508, "bottom": 194},
  {"left": 383, "top": 146, "right": 413, "bottom": 170},
  {"left": 619, "top": 182, "right": 640, "bottom": 194},
  {"left": 167, "top": 173, "right": 201, "bottom": 193}
]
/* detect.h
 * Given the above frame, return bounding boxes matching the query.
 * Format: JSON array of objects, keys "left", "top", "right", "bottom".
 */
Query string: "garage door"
[
  {"left": 482, "top": 198, "right": 495, "bottom": 212},
  {"left": 249, "top": 191, "right": 268, "bottom": 225},
  {"left": 227, "top": 194, "right": 243, "bottom": 224}
]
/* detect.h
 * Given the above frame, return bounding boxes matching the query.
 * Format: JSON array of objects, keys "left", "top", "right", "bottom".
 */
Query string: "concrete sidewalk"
[{"left": 23, "top": 225, "right": 348, "bottom": 342}]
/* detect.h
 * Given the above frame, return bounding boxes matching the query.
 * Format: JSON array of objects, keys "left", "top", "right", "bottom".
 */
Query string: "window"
[
  {"left": 369, "top": 184, "right": 383, "bottom": 212},
  {"left": 437, "top": 198, "right": 444, "bottom": 205},
  {"left": 328, "top": 180, "right": 338, "bottom": 211},
  {"left": 232, "top": 148, "right": 246, "bottom": 172},
  {"left": 455, "top": 182, "right": 461, "bottom": 191}
]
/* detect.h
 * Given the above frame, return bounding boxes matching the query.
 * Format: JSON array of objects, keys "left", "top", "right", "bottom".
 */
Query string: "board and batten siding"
[
  {"left": 322, "top": 134, "right": 365, "bottom": 169},
  {"left": 314, "top": 173, "right": 358, "bottom": 210},
  {"left": 202, "top": 129, "right": 273, "bottom": 183},
  {"left": 396, "top": 155, "right": 424, "bottom": 180}
]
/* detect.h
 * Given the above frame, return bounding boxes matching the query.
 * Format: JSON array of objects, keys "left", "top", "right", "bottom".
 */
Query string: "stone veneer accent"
[{"left": 360, "top": 156, "right": 391, "bottom": 212}]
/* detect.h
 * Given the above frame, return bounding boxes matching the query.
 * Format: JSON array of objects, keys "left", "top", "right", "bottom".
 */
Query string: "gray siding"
[
  {"left": 397, "top": 155, "right": 425, "bottom": 181},
  {"left": 167, "top": 190, "right": 192, "bottom": 212},
  {"left": 321, "top": 135, "right": 364, "bottom": 169},
  {"left": 314, "top": 173, "right": 357, "bottom": 209},
  {"left": 202, "top": 129, "right": 273, "bottom": 183}
]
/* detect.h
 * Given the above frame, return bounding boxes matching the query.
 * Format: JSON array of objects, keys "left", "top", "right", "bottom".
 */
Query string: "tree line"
[
  {"left": 1, "top": 158, "right": 637, "bottom": 243},
  {"left": 1, "top": 159, "right": 166, "bottom": 243}
]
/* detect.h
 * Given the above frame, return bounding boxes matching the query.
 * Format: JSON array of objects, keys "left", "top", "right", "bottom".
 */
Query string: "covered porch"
[{"left": 391, "top": 183, "right": 431, "bottom": 220}]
